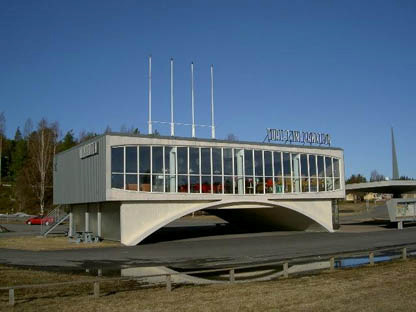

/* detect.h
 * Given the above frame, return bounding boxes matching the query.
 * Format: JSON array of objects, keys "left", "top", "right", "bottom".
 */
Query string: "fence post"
[
  {"left": 166, "top": 274, "right": 172, "bottom": 292},
  {"left": 283, "top": 262, "right": 289, "bottom": 278},
  {"left": 229, "top": 269, "right": 235, "bottom": 283},
  {"left": 93, "top": 282, "right": 100, "bottom": 298},
  {"left": 9, "top": 288, "right": 15, "bottom": 306},
  {"left": 402, "top": 248, "right": 407, "bottom": 260},
  {"left": 330, "top": 257, "right": 335, "bottom": 272},
  {"left": 369, "top": 252, "right": 374, "bottom": 266}
]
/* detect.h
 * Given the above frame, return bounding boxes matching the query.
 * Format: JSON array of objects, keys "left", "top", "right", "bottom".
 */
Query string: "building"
[{"left": 53, "top": 133, "right": 345, "bottom": 245}]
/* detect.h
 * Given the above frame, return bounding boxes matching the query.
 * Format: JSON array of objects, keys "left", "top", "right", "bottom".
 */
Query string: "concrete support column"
[
  {"left": 85, "top": 206, "right": 89, "bottom": 232},
  {"left": 97, "top": 204, "right": 102, "bottom": 237},
  {"left": 398, "top": 221, "right": 403, "bottom": 230},
  {"left": 68, "top": 206, "right": 73, "bottom": 237}
]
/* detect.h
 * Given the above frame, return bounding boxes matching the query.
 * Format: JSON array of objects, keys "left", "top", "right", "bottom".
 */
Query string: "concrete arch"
[{"left": 120, "top": 199, "right": 333, "bottom": 246}]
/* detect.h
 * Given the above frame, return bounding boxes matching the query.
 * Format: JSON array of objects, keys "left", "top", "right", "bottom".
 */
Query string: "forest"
[{"left": 0, "top": 112, "right": 139, "bottom": 215}]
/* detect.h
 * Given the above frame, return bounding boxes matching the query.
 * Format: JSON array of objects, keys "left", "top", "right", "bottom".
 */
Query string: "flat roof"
[
  {"left": 346, "top": 180, "right": 416, "bottom": 194},
  {"left": 57, "top": 132, "right": 343, "bottom": 156}
]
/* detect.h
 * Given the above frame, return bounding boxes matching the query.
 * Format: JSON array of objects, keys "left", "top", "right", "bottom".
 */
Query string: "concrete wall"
[
  {"left": 72, "top": 204, "right": 86, "bottom": 233},
  {"left": 119, "top": 198, "right": 333, "bottom": 246},
  {"left": 71, "top": 202, "right": 120, "bottom": 241},
  {"left": 88, "top": 203, "right": 99, "bottom": 235},
  {"left": 101, "top": 202, "right": 120, "bottom": 241}
]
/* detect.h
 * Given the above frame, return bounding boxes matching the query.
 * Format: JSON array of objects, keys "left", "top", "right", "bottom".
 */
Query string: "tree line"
[
  {"left": 1, "top": 111, "right": 412, "bottom": 214},
  {"left": 0, "top": 112, "right": 140, "bottom": 215}
]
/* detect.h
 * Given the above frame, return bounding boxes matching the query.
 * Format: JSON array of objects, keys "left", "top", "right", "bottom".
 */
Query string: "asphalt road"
[
  {"left": 0, "top": 223, "right": 68, "bottom": 237},
  {"left": 0, "top": 207, "right": 413, "bottom": 271},
  {"left": 1, "top": 226, "right": 416, "bottom": 271}
]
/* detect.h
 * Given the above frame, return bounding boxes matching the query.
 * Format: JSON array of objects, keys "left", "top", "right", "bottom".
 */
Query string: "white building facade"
[{"left": 54, "top": 133, "right": 345, "bottom": 245}]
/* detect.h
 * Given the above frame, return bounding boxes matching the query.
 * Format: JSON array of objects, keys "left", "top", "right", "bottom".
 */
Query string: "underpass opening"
[{"left": 139, "top": 202, "right": 327, "bottom": 245}]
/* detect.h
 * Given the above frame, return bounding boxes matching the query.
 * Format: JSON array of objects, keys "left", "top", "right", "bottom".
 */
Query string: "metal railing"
[
  {"left": 40, "top": 205, "right": 68, "bottom": 236},
  {"left": 1, "top": 243, "right": 415, "bottom": 306}
]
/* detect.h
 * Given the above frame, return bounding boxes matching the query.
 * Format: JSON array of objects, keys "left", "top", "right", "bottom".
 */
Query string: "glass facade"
[{"left": 111, "top": 145, "right": 343, "bottom": 195}]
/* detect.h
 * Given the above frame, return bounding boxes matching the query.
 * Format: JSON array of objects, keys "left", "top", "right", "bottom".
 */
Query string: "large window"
[
  {"left": 234, "top": 149, "right": 244, "bottom": 194},
  {"left": 165, "top": 147, "right": 176, "bottom": 192},
  {"left": 283, "top": 153, "right": 292, "bottom": 193},
  {"left": 111, "top": 147, "right": 124, "bottom": 189},
  {"left": 292, "top": 154, "right": 301, "bottom": 193},
  {"left": 317, "top": 155, "right": 325, "bottom": 192},
  {"left": 274, "top": 152, "right": 283, "bottom": 193},
  {"left": 309, "top": 155, "right": 317, "bottom": 192},
  {"left": 126, "top": 147, "right": 137, "bottom": 191},
  {"left": 177, "top": 147, "right": 188, "bottom": 193},
  {"left": 333, "top": 158, "right": 341, "bottom": 190},
  {"left": 111, "top": 144, "right": 343, "bottom": 195},
  {"left": 325, "top": 157, "right": 333, "bottom": 191},
  {"left": 139, "top": 146, "right": 150, "bottom": 192},
  {"left": 189, "top": 148, "right": 200, "bottom": 193},
  {"left": 300, "top": 154, "right": 309, "bottom": 193},
  {"left": 223, "top": 149, "right": 233, "bottom": 194},
  {"left": 254, "top": 150, "right": 264, "bottom": 194},
  {"left": 245, "top": 150, "right": 254, "bottom": 194},
  {"left": 264, "top": 151, "right": 273, "bottom": 194}
]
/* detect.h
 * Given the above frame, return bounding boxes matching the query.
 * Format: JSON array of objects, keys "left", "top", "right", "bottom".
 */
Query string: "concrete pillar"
[
  {"left": 85, "top": 206, "right": 89, "bottom": 232},
  {"left": 97, "top": 204, "right": 102, "bottom": 238},
  {"left": 398, "top": 221, "right": 403, "bottom": 230},
  {"left": 68, "top": 206, "right": 73, "bottom": 237}
]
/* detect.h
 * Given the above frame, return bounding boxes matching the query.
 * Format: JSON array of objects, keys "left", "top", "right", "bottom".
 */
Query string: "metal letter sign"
[
  {"left": 266, "top": 128, "right": 331, "bottom": 146},
  {"left": 79, "top": 142, "right": 98, "bottom": 159}
]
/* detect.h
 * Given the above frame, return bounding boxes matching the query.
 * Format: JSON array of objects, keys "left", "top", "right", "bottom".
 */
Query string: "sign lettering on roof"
[{"left": 266, "top": 128, "right": 331, "bottom": 146}]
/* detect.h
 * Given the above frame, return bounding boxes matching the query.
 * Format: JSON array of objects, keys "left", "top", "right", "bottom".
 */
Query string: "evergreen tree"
[
  {"left": 14, "top": 127, "right": 22, "bottom": 141},
  {"left": 10, "top": 134, "right": 27, "bottom": 179},
  {"left": 346, "top": 174, "right": 367, "bottom": 184},
  {"left": 57, "top": 130, "right": 77, "bottom": 152}
]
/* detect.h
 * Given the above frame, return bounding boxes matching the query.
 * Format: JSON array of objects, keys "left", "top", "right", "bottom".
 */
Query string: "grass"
[
  {"left": 338, "top": 200, "right": 384, "bottom": 214},
  {"left": 1, "top": 259, "right": 416, "bottom": 311},
  {"left": 0, "top": 236, "right": 120, "bottom": 251}
]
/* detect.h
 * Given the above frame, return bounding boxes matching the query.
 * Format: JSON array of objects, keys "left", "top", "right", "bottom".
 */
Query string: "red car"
[{"left": 25, "top": 216, "right": 54, "bottom": 225}]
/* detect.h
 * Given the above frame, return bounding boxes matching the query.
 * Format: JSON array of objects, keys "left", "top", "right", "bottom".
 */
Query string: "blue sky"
[{"left": 1, "top": 0, "right": 415, "bottom": 179}]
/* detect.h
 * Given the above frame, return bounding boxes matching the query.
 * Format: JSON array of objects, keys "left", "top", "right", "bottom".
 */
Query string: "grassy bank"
[{"left": 1, "top": 259, "right": 416, "bottom": 311}]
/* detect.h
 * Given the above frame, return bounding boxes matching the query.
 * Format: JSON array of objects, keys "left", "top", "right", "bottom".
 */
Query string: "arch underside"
[
  {"left": 208, "top": 206, "right": 325, "bottom": 232},
  {"left": 120, "top": 199, "right": 333, "bottom": 246}
]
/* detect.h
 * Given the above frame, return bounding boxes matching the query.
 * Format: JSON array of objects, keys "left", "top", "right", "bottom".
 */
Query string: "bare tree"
[
  {"left": 225, "top": 133, "right": 238, "bottom": 141},
  {"left": 25, "top": 119, "right": 59, "bottom": 215},
  {"left": 23, "top": 118, "right": 33, "bottom": 139},
  {"left": 120, "top": 124, "right": 128, "bottom": 133},
  {"left": 104, "top": 125, "right": 112, "bottom": 134},
  {"left": 79, "top": 130, "right": 97, "bottom": 143},
  {"left": 370, "top": 170, "right": 385, "bottom": 182},
  {"left": 0, "top": 112, "right": 5, "bottom": 184}
]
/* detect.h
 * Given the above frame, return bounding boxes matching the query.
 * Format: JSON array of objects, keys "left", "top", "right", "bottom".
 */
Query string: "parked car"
[{"left": 25, "top": 216, "right": 54, "bottom": 225}]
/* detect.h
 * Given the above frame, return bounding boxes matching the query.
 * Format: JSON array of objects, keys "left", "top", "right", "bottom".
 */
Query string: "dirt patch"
[{"left": 0, "top": 236, "right": 120, "bottom": 251}]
